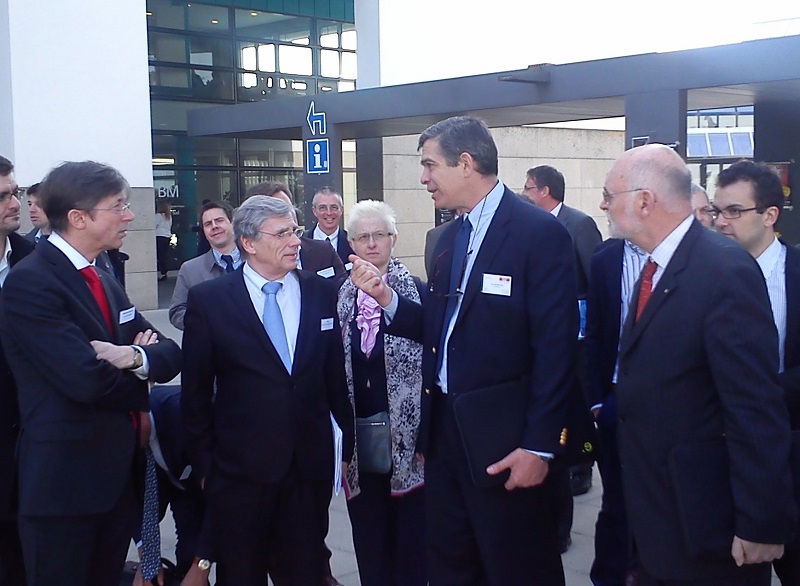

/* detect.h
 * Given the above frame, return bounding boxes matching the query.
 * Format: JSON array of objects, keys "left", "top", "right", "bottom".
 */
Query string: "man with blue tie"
[
  {"left": 181, "top": 195, "right": 354, "bottom": 584},
  {"left": 351, "top": 116, "right": 578, "bottom": 585},
  {"left": 169, "top": 200, "right": 241, "bottom": 330}
]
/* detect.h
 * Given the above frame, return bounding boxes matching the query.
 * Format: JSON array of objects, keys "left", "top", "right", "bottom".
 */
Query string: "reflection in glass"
[
  {"left": 279, "top": 45, "right": 312, "bottom": 75},
  {"left": 320, "top": 50, "right": 340, "bottom": 78},
  {"left": 149, "top": 32, "right": 233, "bottom": 68},
  {"left": 320, "top": 32, "right": 338, "bottom": 48},
  {"left": 341, "top": 52, "right": 357, "bottom": 80},
  {"left": 342, "top": 29, "right": 357, "bottom": 50}
]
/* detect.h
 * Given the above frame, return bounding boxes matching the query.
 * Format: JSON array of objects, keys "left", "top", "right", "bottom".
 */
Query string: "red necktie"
[
  {"left": 635, "top": 260, "right": 657, "bottom": 323},
  {"left": 80, "top": 265, "right": 113, "bottom": 332}
]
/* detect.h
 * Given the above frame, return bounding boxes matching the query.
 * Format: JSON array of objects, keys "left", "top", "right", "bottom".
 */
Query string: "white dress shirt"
[
  {"left": 756, "top": 237, "right": 787, "bottom": 373},
  {"left": 314, "top": 225, "right": 339, "bottom": 252},
  {"left": 0, "top": 236, "right": 12, "bottom": 287},
  {"left": 242, "top": 262, "right": 301, "bottom": 360}
]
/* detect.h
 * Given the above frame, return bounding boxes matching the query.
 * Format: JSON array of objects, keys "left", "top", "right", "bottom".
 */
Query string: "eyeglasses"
[
  {"left": 353, "top": 231, "right": 393, "bottom": 245},
  {"left": 710, "top": 205, "right": 761, "bottom": 219},
  {"left": 314, "top": 204, "right": 341, "bottom": 213},
  {"left": 0, "top": 186, "right": 20, "bottom": 203},
  {"left": 259, "top": 227, "right": 304, "bottom": 239},
  {"left": 522, "top": 183, "right": 540, "bottom": 192},
  {"left": 601, "top": 188, "right": 644, "bottom": 203},
  {"left": 90, "top": 202, "right": 132, "bottom": 216}
]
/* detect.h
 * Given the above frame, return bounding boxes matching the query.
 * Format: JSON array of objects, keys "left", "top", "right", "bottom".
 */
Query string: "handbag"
[{"left": 356, "top": 411, "right": 392, "bottom": 474}]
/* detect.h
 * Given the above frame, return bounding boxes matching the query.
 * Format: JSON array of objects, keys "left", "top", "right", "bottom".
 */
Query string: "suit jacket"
[
  {"left": 169, "top": 249, "right": 227, "bottom": 330},
  {"left": 423, "top": 221, "right": 451, "bottom": 281},
  {"left": 0, "top": 232, "right": 34, "bottom": 518},
  {"left": 304, "top": 225, "right": 354, "bottom": 268},
  {"left": 299, "top": 236, "right": 346, "bottom": 279},
  {"left": 149, "top": 384, "right": 191, "bottom": 486},
  {"left": 388, "top": 187, "right": 578, "bottom": 457},
  {"left": 557, "top": 204, "right": 602, "bottom": 298},
  {"left": 0, "top": 239, "right": 181, "bottom": 517},
  {"left": 780, "top": 242, "right": 800, "bottom": 429},
  {"left": 584, "top": 239, "right": 624, "bottom": 411},
  {"left": 24, "top": 228, "right": 38, "bottom": 243},
  {"left": 181, "top": 268, "right": 355, "bottom": 489},
  {"left": 615, "top": 221, "right": 795, "bottom": 580}
]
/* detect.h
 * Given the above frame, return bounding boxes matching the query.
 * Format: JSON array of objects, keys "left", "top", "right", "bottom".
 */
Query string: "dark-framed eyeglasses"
[
  {"left": 428, "top": 246, "right": 473, "bottom": 299},
  {"left": 710, "top": 205, "right": 761, "bottom": 220},
  {"left": 259, "top": 227, "right": 304, "bottom": 239},
  {"left": 601, "top": 187, "right": 644, "bottom": 204},
  {"left": 0, "top": 186, "right": 21, "bottom": 203},
  {"left": 314, "top": 204, "right": 341, "bottom": 213},
  {"left": 352, "top": 231, "right": 393, "bottom": 245}
]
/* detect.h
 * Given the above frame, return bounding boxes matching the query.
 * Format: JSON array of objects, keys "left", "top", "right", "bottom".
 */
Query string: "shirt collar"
[
  {"left": 212, "top": 246, "right": 241, "bottom": 267},
  {"left": 243, "top": 261, "right": 295, "bottom": 294},
  {"left": 649, "top": 215, "right": 694, "bottom": 270},
  {"left": 2, "top": 236, "right": 11, "bottom": 263},
  {"left": 314, "top": 224, "right": 339, "bottom": 242},
  {"left": 550, "top": 202, "right": 563, "bottom": 217},
  {"left": 48, "top": 231, "right": 93, "bottom": 270},
  {"left": 463, "top": 180, "right": 504, "bottom": 231},
  {"left": 756, "top": 236, "right": 782, "bottom": 279}
]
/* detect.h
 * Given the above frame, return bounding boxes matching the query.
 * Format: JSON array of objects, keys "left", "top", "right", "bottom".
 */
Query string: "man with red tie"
[{"left": 0, "top": 161, "right": 181, "bottom": 586}]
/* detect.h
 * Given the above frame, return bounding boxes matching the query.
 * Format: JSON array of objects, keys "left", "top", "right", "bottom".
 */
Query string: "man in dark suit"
[
  {"left": 169, "top": 201, "right": 241, "bottom": 330},
  {"left": 23, "top": 183, "right": 47, "bottom": 244},
  {"left": 247, "top": 182, "right": 345, "bottom": 280},
  {"left": 0, "top": 154, "right": 33, "bottom": 586},
  {"left": 602, "top": 144, "right": 794, "bottom": 584},
  {"left": 585, "top": 237, "right": 647, "bottom": 585},
  {"left": 424, "top": 218, "right": 453, "bottom": 281},
  {"left": 351, "top": 116, "right": 578, "bottom": 585},
  {"left": 713, "top": 159, "right": 800, "bottom": 585},
  {"left": 181, "top": 195, "right": 354, "bottom": 584},
  {"left": 0, "top": 161, "right": 181, "bottom": 586},
  {"left": 305, "top": 186, "right": 355, "bottom": 270}
]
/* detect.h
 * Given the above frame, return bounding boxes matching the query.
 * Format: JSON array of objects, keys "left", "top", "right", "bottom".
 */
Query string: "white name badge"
[
  {"left": 481, "top": 273, "right": 512, "bottom": 297},
  {"left": 344, "top": 262, "right": 354, "bottom": 271},
  {"left": 321, "top": 317, "right": 334, "bottom": 331},
  {"left": 316, "top": 266, "right": 335, "bottom": 279},
  {"left": 119, "top": 307, "right": 136, "bottom": 324}
]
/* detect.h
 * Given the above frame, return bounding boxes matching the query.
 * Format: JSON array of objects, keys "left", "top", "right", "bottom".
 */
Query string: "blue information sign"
[{"left": 306, "top": 138, "right": 330, "bottom": 175}]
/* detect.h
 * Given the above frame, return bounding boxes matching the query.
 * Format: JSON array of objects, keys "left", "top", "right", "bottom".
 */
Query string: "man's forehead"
[
  {"left": 202, "top": 209, "right": 228, "bottom": 223},
  {"left": 0, "top": 172, "right": 16, "bottom": 188}
]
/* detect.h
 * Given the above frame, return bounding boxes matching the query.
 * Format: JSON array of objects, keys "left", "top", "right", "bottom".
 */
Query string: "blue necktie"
[
  {"left": 221, "top": 254, "right": 235, "bottom": 273},
  {"left": 437, "top": 216, "right": 472, "bottom": 373},
  {"left": 262, "top": 281, "right": 292, "bottom": 373},
  {"left": 141, "top": 445, "right": 161, "bottom": 582}
]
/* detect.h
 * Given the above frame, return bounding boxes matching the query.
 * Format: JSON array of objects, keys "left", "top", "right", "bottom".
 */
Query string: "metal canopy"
[{"left": 188, "top": 35, "right": 800, "bottom": 140}]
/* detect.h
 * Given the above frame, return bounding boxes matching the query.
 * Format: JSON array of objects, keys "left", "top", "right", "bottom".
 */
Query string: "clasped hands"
[{"left": 91, "top": 329, "right": 158, "bottom": 369}]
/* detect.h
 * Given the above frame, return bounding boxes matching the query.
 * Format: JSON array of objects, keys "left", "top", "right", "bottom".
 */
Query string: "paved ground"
[{"left": 132, "top": 306, "right": 780, "bottom": 585}]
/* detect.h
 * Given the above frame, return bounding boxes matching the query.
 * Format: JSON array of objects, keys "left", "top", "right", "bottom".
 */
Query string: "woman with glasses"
[{"left": 336, "top": 200, "right": 427, "bottom": 586}]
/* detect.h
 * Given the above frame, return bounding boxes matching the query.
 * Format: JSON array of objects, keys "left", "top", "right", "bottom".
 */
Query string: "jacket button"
[
  {"left": 425, "top": 388, "right": 431, "bottom": 395},
  {"left": 431, "top": 347, "right": 437, "bottom": 354}
]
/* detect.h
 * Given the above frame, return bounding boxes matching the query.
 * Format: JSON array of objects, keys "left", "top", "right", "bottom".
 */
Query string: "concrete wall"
[
  {"left": 0, "top": 0, "right": 158, "bottom": 308},
  {"left": 383, "top": 126, "right": 625, "bottom": 277}
]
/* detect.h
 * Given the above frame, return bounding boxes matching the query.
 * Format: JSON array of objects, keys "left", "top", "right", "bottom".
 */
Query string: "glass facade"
[{"left": 146, "top": 0, "right": 356, "bottom": 266}]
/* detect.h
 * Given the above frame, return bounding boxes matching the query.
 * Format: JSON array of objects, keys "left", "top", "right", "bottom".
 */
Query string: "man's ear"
[
  {"left": 240, "top": 235, "right": 257, "bottom": 256},
  {"left": 763, "top": 205, "right": 780, "bottom": 230},
  {"left": 67, "top": 208, "right": 88, "bottom": 231}
]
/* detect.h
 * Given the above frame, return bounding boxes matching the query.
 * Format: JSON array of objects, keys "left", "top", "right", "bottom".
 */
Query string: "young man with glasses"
[
  {"left": 714, "top": 159, "right": 800, "bottom": 585},
  {"left": 307, "top": 186, "right": 355, "bottom": 269}
]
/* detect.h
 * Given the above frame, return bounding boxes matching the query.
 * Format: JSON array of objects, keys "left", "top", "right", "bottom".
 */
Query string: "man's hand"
[
  {"left": 486, "top": 448, "right": 549, "bottom": 490},
  {"left": 91, "top": 340, "right": 138, "bottom": 370},
  {"left": 134, "top": 551, "right": 165, "bottom": 586},
  {"left": 349, "top": 255, "right": 392, "bottom": 307},
  {"left": 181, "top": 558, "right": 210, "bottom": 586},
  {"left": 731, "top": 536, "right": 784, "bottom": 566},
  {"left": 133, "top": 329, "right": 159, "bottom": 346}
]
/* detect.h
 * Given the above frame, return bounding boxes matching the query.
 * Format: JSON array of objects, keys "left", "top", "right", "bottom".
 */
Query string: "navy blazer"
[
  {"left": 0, "top": 240, "right": 181, "bottom": 517},
  {"left": 388, "top": 187, "right": 579, "bottom": 457},
  {"left": 304, "top": 225, "right": 354, "bottom": 268},
  {"left": 615, "top": 221, "right": 795, "bottom": 580},
  {"left": 780, "top": 242, "right": 800, "bottom": 429},
  {"left": 0, "top": 232, "right": 34, "bottom": 518},
  {"left": 181, "top": 268, "right": 355, "bottom": 488}
]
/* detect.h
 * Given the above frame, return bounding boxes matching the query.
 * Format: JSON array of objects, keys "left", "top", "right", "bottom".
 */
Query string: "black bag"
[
  {"left": 120, "top": 558, "right": 179, "bottom": 586},
  {"left": 356, "top": 411, "right": 392, "bottom": 474}
]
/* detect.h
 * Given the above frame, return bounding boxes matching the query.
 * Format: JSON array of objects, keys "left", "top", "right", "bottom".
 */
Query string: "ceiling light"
[
  {"left": 211, "top": 19, "right": 219, "bottom": 24},
  {"left": 251, "top": 11, "right": 258, "bottom": 16},
  {"left": 146, "top": 11, "right": 153, "bottom": 16}
]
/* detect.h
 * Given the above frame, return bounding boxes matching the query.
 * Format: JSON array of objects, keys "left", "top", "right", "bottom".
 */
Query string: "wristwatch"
[
  {"left": 197, "top": 558, "right": 211, "bottom": 571},
  {"left": 130, "top": 346, "right": 143, "bottom": 369}
]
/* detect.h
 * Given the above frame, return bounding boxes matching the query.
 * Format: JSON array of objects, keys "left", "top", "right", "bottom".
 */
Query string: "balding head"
[{"left": 601, "top": 144, "right": 692, "bottom": 252}]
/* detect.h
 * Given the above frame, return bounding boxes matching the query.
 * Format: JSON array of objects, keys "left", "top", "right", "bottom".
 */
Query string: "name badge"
[
  {"left": 344, "top": 262, "right": 354, "bottom": 272},
  {"left": 481, "top": 273, "right": 512, "bottom": 297},
  {"left": 316, "top": 266, "right": 335, "bottom": 279},
  {"left": 119, "top": 307, "right": 136, "bottom": 324},
  {"left": 321, "top": 317, "right": 334, "bottom": 331}
]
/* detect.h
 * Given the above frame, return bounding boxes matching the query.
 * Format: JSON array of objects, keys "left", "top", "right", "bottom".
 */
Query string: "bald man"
[{"left": 600, "top": 144, "right": 795, "bottom": 585}]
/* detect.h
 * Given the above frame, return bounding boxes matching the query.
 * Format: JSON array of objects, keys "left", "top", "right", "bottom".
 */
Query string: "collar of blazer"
[{"left": 618, "top": 222, "right": 701, "bottom": 356}]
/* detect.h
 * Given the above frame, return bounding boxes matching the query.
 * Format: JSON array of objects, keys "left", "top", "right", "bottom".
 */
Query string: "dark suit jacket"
[
  {"left": 0, "top": 239, "right": 181, "bottom": 517},
  {"left": 0, "top": 232, "right": 34, "bottom": 518},
  {"left": 781, "top": 242, "right": 800, "bottom": 429},
  {"left": 423, "top": 221, "right": 451, "bottom": 281},
  {"left": 584, "top": 239, "right": 623, "bottom": 411},
  {"left": 181, "top": 268, "right": 354, "bottom": 489},
  {"left": 388, "top": 187, "right": 578, "bottom": 457},
  {"left": 615, "top": 221, "right": 795, "bottom": 580},
  {"left": 304, "top": 225, "right": 354, "bottom": 268},
  {"left": 557, "top": 204, "right": 602, "bottom": 298},
  {"left": 299, "top": 236, "right": 345, "bottom": 279}
]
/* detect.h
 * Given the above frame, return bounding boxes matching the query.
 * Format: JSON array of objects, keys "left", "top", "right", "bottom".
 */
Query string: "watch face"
[{"left": 198, "top": 559, "right": 211, "bottom": 571}]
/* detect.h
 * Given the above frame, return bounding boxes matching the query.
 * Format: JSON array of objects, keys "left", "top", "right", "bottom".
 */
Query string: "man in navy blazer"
[
  {"left": 713, "top": 160, "right": 800, "bottom": 584},
  {"left": 0, "top": 161, "right": 181, "bottom": 586},
  {"left": 181, "top": 195, "right": 354, "bottom": 584},
  {"left": 603, "top": 144, "right": 795, "bottom": 584},
  {"left": 305, "top": 186, "right": 355, "bottom": 270},
  {"left": 350, "top": 116, "right": 578, "bottom": 585}
]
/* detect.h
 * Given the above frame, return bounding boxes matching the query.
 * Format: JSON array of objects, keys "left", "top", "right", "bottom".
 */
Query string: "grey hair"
[
  {"left": 417, "top": 116, "right": 498, "bottom": 176},
  {"left": 627, "top": 147, "right": 692, "bottom": 214},
  {"left": 346, "top": 200, "right": 398, "bottom": 237},
  {"left": 312, "top": 186, "right": 344, "bottom": 207},
  {"left": 234, "top": 195, "right": 294, "bottom": 244},
  {"left": 690, "top": 182, "right": 709, "bottom": 201}
]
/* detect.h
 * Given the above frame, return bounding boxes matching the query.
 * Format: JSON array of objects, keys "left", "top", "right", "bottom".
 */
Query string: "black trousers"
[
  {"left": 18, "top": 480, "right": 135, "bottom": 586},
  {"left": 208, "top": 468, "right": 331, "bottom": 586},
  {"left": 0, "top": 517, "right": 25, "bottom": 586},
  {"left": 773, "top": 545, "right": 800, "bottom": 585},
  {"left": 639, "top": 563, "right": 771, "bottom": 586},
  {"left": 591, "top": 394, "right": 632, "bottom": 586},
  {"left": 425, "top": 391, "right": 564, "bottom": 586},
  {"left": 346, "top": 471, "right": 427, "bottom": 586},
  {"left": 155, "top": 236, "right": 170, "bottom": 275}
]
